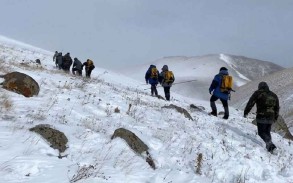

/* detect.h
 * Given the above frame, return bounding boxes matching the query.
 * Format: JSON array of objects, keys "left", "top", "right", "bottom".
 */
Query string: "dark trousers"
[
  {"left": 72, "top": 68, "right": 82, "bottom": 76},
  {"left": 86, "top": 68, "right": 93, "bottom": 78},
  {"left": 210, "top": 95, "right": 229, "bottom": 117},
  {"left": 151, "top": 84, "right": 158, "bottom": 96},
  {"left": 164, "top": 87, "right": 171, "bottom": 101},
  {"left": 257, "top": 123, "right": 272, "bottom": 144}
]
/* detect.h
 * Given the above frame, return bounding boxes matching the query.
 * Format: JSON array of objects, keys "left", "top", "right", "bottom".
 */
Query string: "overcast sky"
[{"left": 0, "top": 0, "right": 292, "bottom": 69}]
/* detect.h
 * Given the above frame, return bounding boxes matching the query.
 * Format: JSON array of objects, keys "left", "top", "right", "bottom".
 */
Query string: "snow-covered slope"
[
  {"left": 118, "top": 54, "right": 283, "bottom": 101},
  {"left": 0, "top": 36, "right": 293, "bottom": 183},
  {"left": 231, "top": 68, "right": 293, "bottom": 133}
]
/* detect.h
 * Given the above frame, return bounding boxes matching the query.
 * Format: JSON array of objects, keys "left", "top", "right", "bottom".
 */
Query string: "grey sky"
[{"left": 0, "top": 0, "right": 292, "bottom": 69}]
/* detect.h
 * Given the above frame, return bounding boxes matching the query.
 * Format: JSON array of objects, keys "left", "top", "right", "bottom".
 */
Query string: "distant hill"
[{"left": 118, "top": 54, "right": 284, "bottom": 100}]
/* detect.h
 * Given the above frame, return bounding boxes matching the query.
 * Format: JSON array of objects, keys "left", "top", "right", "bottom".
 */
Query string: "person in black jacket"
[
  {"left": 62, "top": 52, "right": 73, "bottom": 72},
  {"left": 244, "top": 81, "right": 280, "bottom": 153},
  {"left": 72, "top": 58, "right": 83, "bottom": 76},
  {"left": 56, "top": 52, "right": 63, "bottom": 70}
]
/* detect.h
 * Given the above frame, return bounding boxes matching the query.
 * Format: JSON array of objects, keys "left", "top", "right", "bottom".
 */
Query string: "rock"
[
  {"left": 190, "top": 104, "right": 205, "bottom": 112},
  {"left": 0, "top": 71, "right": 40, "bottom": 97},
  {"left": 162, "top": 104, "right": 193, "bottom": 121},
  {"left": 29, "top": 124, "right": 68, "bottom": 153},
  {"left": 111, "top": 128, "right": 155, "bottom": 169}
]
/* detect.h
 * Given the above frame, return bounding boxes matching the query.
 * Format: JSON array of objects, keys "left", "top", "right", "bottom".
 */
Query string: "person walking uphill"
[
  {"left": 62, "top": 52, "right": 73, "bottom": 72},
  {"left": 56, "top": 52, "right": 63, "bottom": 70},
  {"left": 209, "top": 67, "right": 232, "bottom": 119},
  {"left": 145, "top": 65, "right": 160, "bottom": 96},
  {"left": 243, "top": 82, "right": 279, "bottom": 153},
  {"left": 159, "top": 65, "right": 175, "bottom": 101},
  {"left": 53, "top": 51, "right": 58, "bottom": 67},
  {"left": 72, "top": 58, "right": 83, "bottom": 76},
  {"left": 83, "top": 59, "right": 95, "bottom": 78}
]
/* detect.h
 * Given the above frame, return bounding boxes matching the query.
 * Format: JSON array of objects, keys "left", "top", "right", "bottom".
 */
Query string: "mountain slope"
[
  {"left": 118, "top": 54, "right": 283, "bottom": 101},
  {"left": 0, "top": 36, "right": 293, "bottom": 183}
]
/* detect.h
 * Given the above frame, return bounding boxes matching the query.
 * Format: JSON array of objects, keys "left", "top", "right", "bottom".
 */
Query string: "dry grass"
[
  {"left": 0, "top": 93, "right": 13, "bottom": 111},
  {"left": 195, "top": 153, "right": 203, "bottom": 175}
]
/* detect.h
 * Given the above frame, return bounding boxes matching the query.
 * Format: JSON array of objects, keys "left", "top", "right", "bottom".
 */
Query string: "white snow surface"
[{"left": 0, "top": 37, "right": 293, "bottom": 183}]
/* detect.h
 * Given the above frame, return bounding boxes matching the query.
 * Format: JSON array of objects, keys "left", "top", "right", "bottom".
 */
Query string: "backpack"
[
  {"left": 264, "top": 93, "right": 277, "bottom": 113},
  {"left": 87, "top": 59, "right": 93, "bottom": 66},
  {"left": 164, "top": 71, "right": 174, "bottom": 83},
  {"left": 220, "top": 75, "right": 233, "bottom": 92},
  {"left": 150, "top": 67, "right": 158, "bottom": 79},
  {"left": 258, "top": 91, "right": 277, "bottom": 118}
]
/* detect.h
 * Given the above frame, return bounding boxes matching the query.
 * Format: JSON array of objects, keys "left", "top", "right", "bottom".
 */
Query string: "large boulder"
[
  {"left": 0, "top": 71, "right": 40, "bottom": 97},
  {"left": 29, "top": 124, "right": 68, "bottom": 154}
]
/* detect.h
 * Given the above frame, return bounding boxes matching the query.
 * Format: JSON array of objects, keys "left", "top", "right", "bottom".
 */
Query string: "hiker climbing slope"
[
  {"left": 145, "top": 65, "right": 159, "bottom": 96},
  {"left": 72, "top": 58, "right": 83, "bottom": 76},
  {"left": 209, "top": 67, "right": 233, "bottom": 119},
  {"left": 159, "top": 65, "right": 175, "bottom": 101},
  {"left": 244, "top": 81, "right": 280, "bottom": 153},
  {"left": 83, "top": 59, "right": 95, "bottom": 78}
]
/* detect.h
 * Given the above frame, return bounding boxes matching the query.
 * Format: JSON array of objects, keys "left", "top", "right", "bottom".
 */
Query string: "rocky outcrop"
[
  {"left": 162, "top": 104, "right": 193, "bottom": 121},
  {"left": 29, "top": 124, "right": 68, "bottom": 154},
  {"left": 111, "top": 128, "right": 155, "bottom": 169},
  {"left": 0, "top": 71, "right": 40, "bottom": 97}
]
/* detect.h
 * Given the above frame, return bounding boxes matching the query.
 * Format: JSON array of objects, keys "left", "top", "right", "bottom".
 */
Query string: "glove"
[{"left": 209, "top": 90, "right": 212, "bottom": 95}]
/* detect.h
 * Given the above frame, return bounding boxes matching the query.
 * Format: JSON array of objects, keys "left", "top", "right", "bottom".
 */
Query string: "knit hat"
[
  {"left": 258, "top": 81, "right": 269, "bottom": 90},
  {"left": 162, "top": 65, "right": 168, "bottom": 71},
  {"left": 220, "top": 67, "right": 228, "bottom": 71}
]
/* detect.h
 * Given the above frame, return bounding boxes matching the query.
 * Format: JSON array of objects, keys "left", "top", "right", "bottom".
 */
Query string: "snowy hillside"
[
  {"left": 118, "top": 54, "right": 283, "bottom": 101},
  {"left": 231, "top": 68, "right": 293, "bottom": 133},
  {"left": 0, "top": 36, "right": 293, "bottom": 183}
]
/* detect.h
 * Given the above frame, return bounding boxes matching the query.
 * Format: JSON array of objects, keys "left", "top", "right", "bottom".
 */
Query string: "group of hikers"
[
  {"left": 145, "top": 65, "right": 280, "bottom": 153},
  {"left": 145, "top": 64, "right": 175, "bottom": 101},
  {"left": 53, "top": 51, "right": 95, "bottom": 78}
]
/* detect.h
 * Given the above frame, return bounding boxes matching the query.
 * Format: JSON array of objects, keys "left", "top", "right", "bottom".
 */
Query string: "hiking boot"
[
  {"left": 209, "top": 111, "right": 217, "bottom": 117},
  {"left": 223, "top": 115, "right": 229, "bottom": 120},
  {"left": 266, "top": 143, "right": 276, "bottom": 153}
]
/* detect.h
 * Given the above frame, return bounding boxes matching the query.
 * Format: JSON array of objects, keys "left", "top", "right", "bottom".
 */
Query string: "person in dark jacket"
[
  {"left": 158, "top": 65, "right": 175, "bottom": 101},
  {"left": 244, "top": 81, "right": 279, "bottom": 153},
  {"left": 53, "top": 51, "right": 58, "bottom": 67},
  {"left": 145, "top": 65, "right": 159, "bottom": 96},
  {"left": 62, "top": 52, "right": 73, "bottom": 72},
  {"left": 209, "top": 67, "right": 230, "bottom": 119},
  {"left": 72, "top": 58, "right": 83, "bottom": 76},
  {"left": 83, "top": 59, "right": 95, "bottom": 78},
  {"left": 56, "top": 52, "right": 63, "bottom": 70}
]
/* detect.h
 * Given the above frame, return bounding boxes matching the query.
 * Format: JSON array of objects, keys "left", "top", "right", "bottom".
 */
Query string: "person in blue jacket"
[
  {"left": 145, "top": 65, "right": 159, "bottom": 96},
  {"left": 209, "top": 67, "right": 230, "bottom": 119}
]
